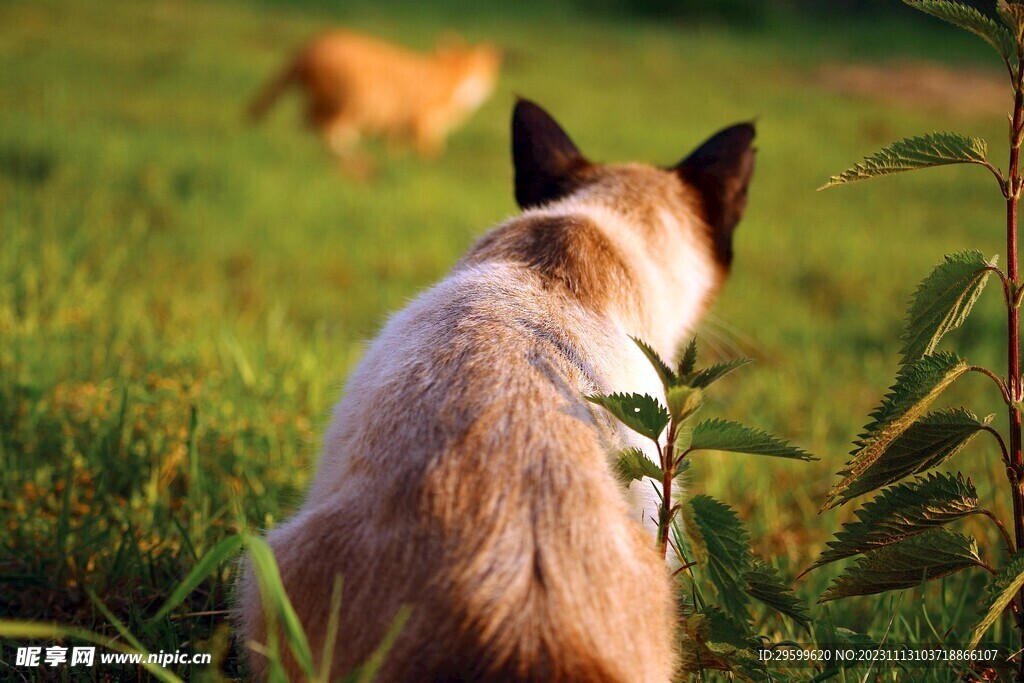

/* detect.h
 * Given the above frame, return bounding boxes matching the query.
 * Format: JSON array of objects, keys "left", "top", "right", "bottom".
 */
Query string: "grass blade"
[
  {"left": 0, "top": 620, "right": 184, "bottom": 683},
  {"left": 246, "top": 535, "right": 317, "bottom": 678},
  {"left": 153, "top": 534, "right": 244, "bottom": 622}
]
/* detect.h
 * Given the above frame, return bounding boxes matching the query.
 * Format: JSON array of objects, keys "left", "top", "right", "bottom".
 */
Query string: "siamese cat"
[
  {"left": 248, "top": 30, "right": 501, "bottom": 158},
  {"left": 237, "top": 99, "right": 755, "bottom": 682}
]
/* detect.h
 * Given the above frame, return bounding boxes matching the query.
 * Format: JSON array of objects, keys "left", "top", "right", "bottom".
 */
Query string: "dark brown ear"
[
  {"left": 674, "top": 123, "right": 756, "bottom": 267},
  {"left": 512, "top": 99, "right": 592, "bottom": 210}
]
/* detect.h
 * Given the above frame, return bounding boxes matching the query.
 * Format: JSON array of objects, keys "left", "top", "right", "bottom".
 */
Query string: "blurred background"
[{"left": 0, "top": 0, "right": 1018, "bottom": 678}]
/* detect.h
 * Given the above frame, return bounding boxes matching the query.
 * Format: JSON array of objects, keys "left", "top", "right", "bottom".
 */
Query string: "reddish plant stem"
[
  {"left": 1011, "top": 92, "right": 1022, "bottom": 540},
  {"left": 658, "top": 426, "right": 674, "bottom": 561},
  {"left": 1008, "top": 79, "right": 1024, "bottom": 682}
]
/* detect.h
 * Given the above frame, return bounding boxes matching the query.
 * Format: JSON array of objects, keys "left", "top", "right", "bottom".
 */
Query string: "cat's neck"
[{"left": 519, "top": 194, "right": 718, "bottom": 358}]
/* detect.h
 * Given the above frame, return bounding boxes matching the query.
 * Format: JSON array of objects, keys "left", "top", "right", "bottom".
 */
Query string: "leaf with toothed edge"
[
  {"left": 899, "top": 250, "right": 995, "bottom": 366},
  {"left": 968, "top": 552, "right": 1024, "bottom": 648},
  {"left": 904, "top": 0, "right": 1016, "bottom": 64},
  {"left": 744, "top": 560, "right": 812, "bottom": 633},
  {"left": 630, "top": 337, "right": 677, "bottom": 390},
  {"left": 807, "top": 472, "right": 980, "bottom": 574},
  {"left": 823, "top": 352, "right": 971, "bottom": 509},
  {"left": 827, "top": 409, "right": 989, "bottom": 508},
  {"left": 998, "top": 0, "right": 1024, "bottom": 42},
  {"left": 585, "top": 392, "right": 668, "bottom": 441},
  {"left": 666, "top": 385, "right": 703, "bottom": 423},
  {"left": 684, "top": 495, "right": 754, "bottom": 626},
  {"left": 690, "top": 358, "right": 753, "bottom": 389},
  {"left": 821, "top": 132, "right": 990, "bottom": 188},
  {"left": 689, "top": 419, "right": 814, "bottom": 460},
  {"left": 679, "top": 607, "right": 766, "bottom": 681},
  {"left": 677, "top": 337, "right": 699, "bottom": 379},
  {"left": 614, "top": 447, "right": 663, "bottom": 484},
  {"left": 819, "top": 528, "right": 983, "bottom": 602}
]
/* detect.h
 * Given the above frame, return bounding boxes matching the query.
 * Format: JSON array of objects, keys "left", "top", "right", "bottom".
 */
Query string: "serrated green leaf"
[
  {"left": 680, "top": 607, "right": 766, "bottom": 682},
  {"left": 861, "top": 353, "right": 972, "bottom": 437},
  {"left": 821, "top": 132, "right": 989, "bottom": 188},
  {"left": 677, "top": 337, "right": 699, "bottom": 378},
  {"left": 809, "top": 472, "right": 979, "bottom": 573},
  {"left": 745, "top": 560, "right": 812, "bottom": 633},
  {"left": 614, "top": 446, "right": 663, "bottom": 484},
  {"left": 690, "top": 358, "right": 753, "bottom": 389},
  {"left": 631, "top": 336, "right": 677, "bottom": 389},
  {"left": 899, "top": 251, "right": 995, "bottom": 365},
  {"left": 820, "top": 528, "right": 982, "bottom": 602},
  {"left": 824, "top": 353, "right": 971, "bottom": 509},
  {"left": 810, "top": 624, "right": 879, "bottom": 676},
  {"left": 905, "top": 0, "right": 1016, "bottom": 63},
  {"left": 686, "top": 495, "right": 754, "bottom": 624},
  {"left": 827, "top": 407, "right": 986, "bottom": 508},
  {"left": 701, "top": 605, "right": 756, "bottom": 648},
  {"left": 666, "top": 385, "right": 703, "bottom": 422},
  {"left": 586, "top": 392, "right": 669, "bottom": 441},
  {"left": 969, "top": 552, "right": 1024, "bottom": 648},
  {"left": 998, "top": 0, "right": 1024, "bottom": 42},
  {"left": 689, "top": 418, "right": 814, "bottom": 460}
]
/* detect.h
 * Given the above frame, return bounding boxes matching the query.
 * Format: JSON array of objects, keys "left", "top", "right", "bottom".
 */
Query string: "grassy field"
[{"left": 1, "top": 0, "right": 1022, "bottom": 679}]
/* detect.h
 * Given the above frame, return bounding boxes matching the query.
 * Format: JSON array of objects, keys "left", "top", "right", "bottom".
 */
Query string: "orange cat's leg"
[
  {"left": 322, "top": 117, "right": 376, "bottom": 179},
  {"left": 323, "top": 117, "right": 361, "bottom": 158},
  {"left": 412, "top": 117, "right": 446, "bottom": 158}
]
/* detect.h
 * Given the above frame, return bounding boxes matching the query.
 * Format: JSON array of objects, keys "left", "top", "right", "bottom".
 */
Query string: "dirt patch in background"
[{"left": 817, "top": 60, "right": 1009, "bottom": 118}]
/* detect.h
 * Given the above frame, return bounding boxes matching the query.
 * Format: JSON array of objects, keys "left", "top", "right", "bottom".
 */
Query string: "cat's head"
[{"left": 511, "top": 98, "right": 755, "bottom": 272}]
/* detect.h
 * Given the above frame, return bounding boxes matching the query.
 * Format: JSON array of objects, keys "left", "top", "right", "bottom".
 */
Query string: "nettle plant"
[
  {"left": 810, "top": 0, "right": 1024, "bottom": 674},
  {"left": 588, "top": 338, "right": 816, "bottom": 679}
]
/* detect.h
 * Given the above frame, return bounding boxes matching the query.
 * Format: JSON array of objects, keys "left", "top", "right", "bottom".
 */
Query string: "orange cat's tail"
[{"left": 247, "top": 55, "right": 302, "bottom": 122}]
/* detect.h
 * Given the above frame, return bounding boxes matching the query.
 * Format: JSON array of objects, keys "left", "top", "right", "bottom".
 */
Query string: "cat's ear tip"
[
  {"left": 512, "top": 97, "right": 546, "bottom": 118},
  {"left": 724, "top": 121, "right": 757, "bottom": 143}
]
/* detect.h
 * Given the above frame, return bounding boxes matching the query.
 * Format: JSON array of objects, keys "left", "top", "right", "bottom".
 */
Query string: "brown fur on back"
[
  {"left": 248, "top": 30, "right": 501, "bottom": 157},
  {"left": 462, "top": 214, "right": 641, "bottom": 313}
]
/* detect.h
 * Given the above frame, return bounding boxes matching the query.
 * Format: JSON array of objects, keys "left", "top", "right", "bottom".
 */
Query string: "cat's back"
[
  {"left": 299, "top": 30, "right": 440, "bottom": 98},
  {"left": 307, "top": 250, "right": 629, "bottom": 505},
  {"left": 261, "top": 253, "right": 674, "bottom": 682}
]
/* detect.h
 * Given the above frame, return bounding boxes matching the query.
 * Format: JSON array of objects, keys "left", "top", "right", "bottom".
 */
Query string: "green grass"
[{"left": 1, "top": 0, "right": 1021, "bottom": 679}]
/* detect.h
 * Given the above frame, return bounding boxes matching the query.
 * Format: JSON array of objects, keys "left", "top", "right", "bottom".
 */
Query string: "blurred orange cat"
[{"left": 248, "top": 30, "right": 501, "bottom": 157}]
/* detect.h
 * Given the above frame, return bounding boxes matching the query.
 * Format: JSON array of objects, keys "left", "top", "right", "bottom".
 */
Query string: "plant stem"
[
  {"left": 970, "top": 365, "right": 1012, "bottom": 405},
  {"left": 982, "top": 425, "right": 1013, "bottom": 471},
  {"left": 1007, "top": 70, "right": 1024, "bottom": 682},
  {"left": 977, "top": 508, "right": 1016, "bottom": 558},
  {"left": 659, "top": 424, "right": 675, "bottom": 561}
]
